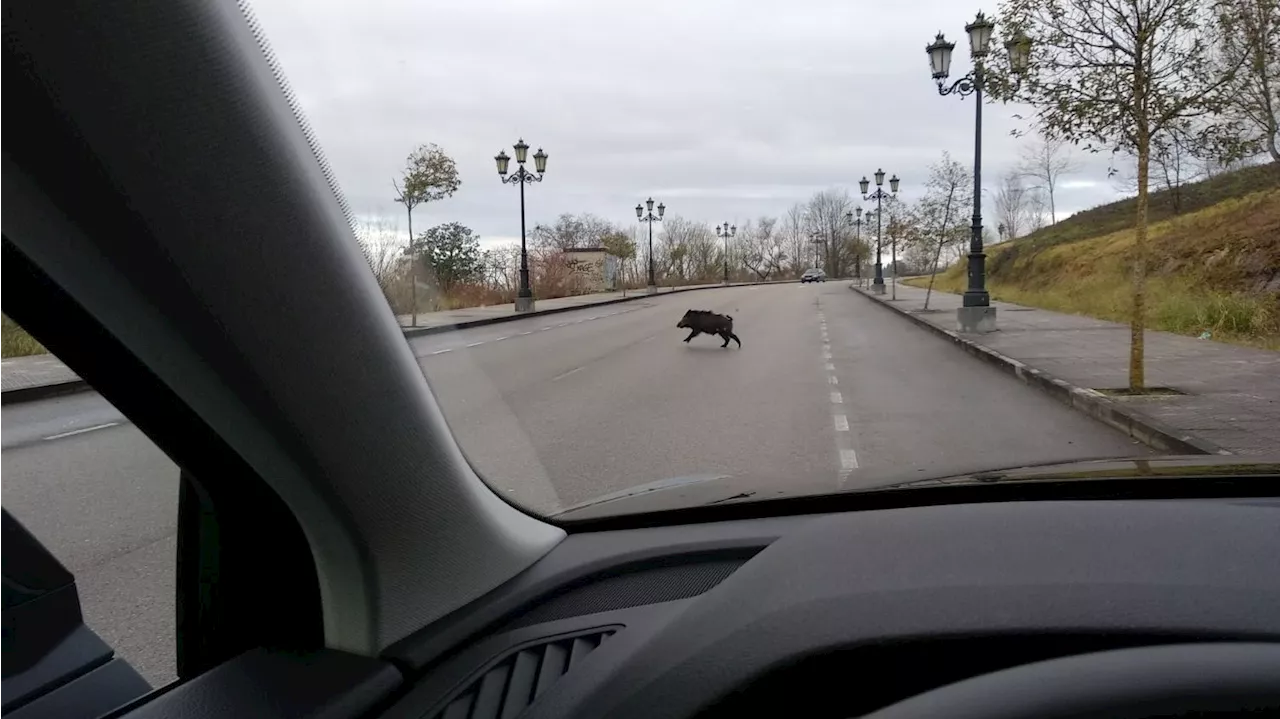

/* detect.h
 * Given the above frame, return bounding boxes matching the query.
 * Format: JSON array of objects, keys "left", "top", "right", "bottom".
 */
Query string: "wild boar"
[{"left": 676, "top": 309, "right": 741, "bottom": 348}]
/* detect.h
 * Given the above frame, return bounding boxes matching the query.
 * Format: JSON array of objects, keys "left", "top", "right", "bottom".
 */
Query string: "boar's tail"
[{"left": 725, "top": 315, "right": 733, "bottom": 322}]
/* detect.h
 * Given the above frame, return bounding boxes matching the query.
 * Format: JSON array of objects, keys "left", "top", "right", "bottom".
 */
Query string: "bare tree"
[
  {"left": 356, "top": 215, "right": 410, "bottom": 311},
  {"left": 658, "top": 215, "right": 712, "bottom": 283},
  {"left": 913, "top": 152, "right": 973, "bottom": 309},
  {"left": 993, "top": 171, "right": 1039, "bottom": 241},
  {"left": 531, "top": 213, "right": 617, "bottom": 250},
  {"left": 783, "top": 203, "right": 810, "bottom": 276},
  {"left": 806, "top": 188, "right": 857, "bottom": 278},
  {"left": 994, "top": 0, "right": 1244, "bottom": 391},
  {"left": 1018, "top": 134, "right": 1077, "bottom": 223},
  {"left": 1213, "top": 0, "right": 1280, "bottom": 162},
  {"left": 393, "top": 143, "right": 461, "bottom": 325},
  {"left": 741, "top": 216, "right": 786, "bottom": 280}
]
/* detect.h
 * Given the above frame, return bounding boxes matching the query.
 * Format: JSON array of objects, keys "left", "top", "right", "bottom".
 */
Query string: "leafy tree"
[
  {"left": 416, "top": 222, "right": 480, "bottom": 294},
  {"left": 992, "top": 0, "right": 1243, "bottom": 390},
  {"left": 1212, "top": 0, "right": 1279, "bottom": 162},
  {"left": 601, "top": 231, "right": 636, "bottom": 289},
  {"left": 393, "top": 143, "right": 461, "bottom": 322}
]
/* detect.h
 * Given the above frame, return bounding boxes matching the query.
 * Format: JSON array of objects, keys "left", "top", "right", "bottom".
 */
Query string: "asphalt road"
[{"left": 1, "top": 281, "right": 1153, "bottom": 687}]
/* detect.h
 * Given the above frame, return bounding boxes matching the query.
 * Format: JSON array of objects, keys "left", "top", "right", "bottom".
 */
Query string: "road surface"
[{"left": 1, "top": 282, "right": 1152, "bottom": 686}]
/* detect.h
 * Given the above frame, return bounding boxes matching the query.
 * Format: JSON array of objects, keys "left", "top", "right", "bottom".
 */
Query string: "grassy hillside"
[
  {"left": 2, "top": 315, "right": 47, "bottom": 358},
  {"left": 908, "top": 163, "right": 1280, "bottom": 349}
]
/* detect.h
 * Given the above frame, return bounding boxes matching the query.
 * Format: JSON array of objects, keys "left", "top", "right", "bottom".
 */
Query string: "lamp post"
[
  {"left": 809, "top": 230, "right": 826, "bottom": 276},
  {"left": 716, "top": 222, "right": 736, "bottom": 284},
  {"left": 927, "top": 13, "right": 1031, "bottom": 330},
  {"left": 495, "top": 139, "right": 548, "bottom": 312},
  {"left": 636, "top": 198, "right": 665, "bottom": 294},
  {"left": 845, "top": 207, "right": 864, "bottom": 287},
  {"left": 859, "top": 169, "right": 899, "bottom": 295}
]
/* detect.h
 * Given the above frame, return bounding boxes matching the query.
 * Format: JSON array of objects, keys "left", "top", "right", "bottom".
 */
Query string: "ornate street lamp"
[
  {"left": 716, "top": 223, "right": 736, "bottom": 284},
  {"left": 927, "top": 12, "right": 1031, "bottom": 331},
  {"left": 860, "top": 170, "right": 899, "bottom": 295},
  {"left": 496, "top": 139, "right": 548, "bottom": 312},
  {"left": 637, "top": 198, "right": 665, "bottom": 294}
]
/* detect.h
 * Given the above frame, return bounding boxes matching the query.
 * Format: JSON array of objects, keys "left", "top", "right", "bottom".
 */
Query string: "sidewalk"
[
  {"left": 854, "top": 282, "right": 1280, "bottom": 456},
  {"left": 1, "top": 354, "right": 88, "bottom": 404}
]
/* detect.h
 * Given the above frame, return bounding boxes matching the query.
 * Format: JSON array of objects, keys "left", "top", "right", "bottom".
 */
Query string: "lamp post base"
[
  {"left": 647, "top": 284, "right": 658, "bottom": 295},
  {"left": 515, "top": 296, "right": 536, "bottom": 313},
  {"left": 956, "top": 305, "right": 997, "bottom": 333},
  {"left": 872, "top": 281, "right": 886, "bottom": 295}
]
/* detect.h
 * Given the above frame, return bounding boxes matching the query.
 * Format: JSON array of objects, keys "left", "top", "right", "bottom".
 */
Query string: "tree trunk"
[
  {"left": 1130, "top": 134, "right": 1150, "bottom": 392},
  {"left": 926, "top": 188, "right": 957, "bottom": 311},
  {"left": 407, "top": 206, "right": 416, "bottom": 327}
]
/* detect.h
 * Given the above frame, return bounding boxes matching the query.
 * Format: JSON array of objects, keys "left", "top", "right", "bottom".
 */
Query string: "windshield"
[{"left": 239, "top": 0, "right": 1277, "bottom": 517}]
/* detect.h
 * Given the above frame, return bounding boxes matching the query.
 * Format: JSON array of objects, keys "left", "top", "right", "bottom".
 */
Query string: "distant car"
[{"left": 800, "top": 268, "right": 826, "bottom": 283}]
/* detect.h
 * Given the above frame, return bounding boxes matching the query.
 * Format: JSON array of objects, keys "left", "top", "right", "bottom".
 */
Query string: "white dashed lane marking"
[
  {"left": 830, "top": 392, "right": 843, "bottom": 404},
  {"left": 552, "top": 367, "right": 584, "bottom": 381},
  {"left": 44, "top": 422, "right": 119, "bottom": 441},
  {"left": 431, "top": 348, "right": 453, "bottom": 355},
  {"left": 834, "top": 415, "right": 849, "bottom": 432},
  {"left": 840, "top": 449, "right": 860, "bottom": 470},
  {"left": 828, "top": 376, "right": 839, "bottom": 384},
  {"left": 825, "top": 362, "right": 835, "bottom": 371}
]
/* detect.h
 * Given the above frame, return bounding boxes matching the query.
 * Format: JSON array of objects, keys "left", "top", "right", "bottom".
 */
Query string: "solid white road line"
[
  {"left": 840, "top": 449, "right": 860, "bottom": 470},
  {"left": 44, "top": 422, "right": 119, "bottom": 441}
]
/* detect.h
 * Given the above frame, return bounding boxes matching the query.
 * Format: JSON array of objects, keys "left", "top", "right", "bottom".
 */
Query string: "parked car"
[{"left": 801, "top": 268, "right": 827, "bottom": 283}]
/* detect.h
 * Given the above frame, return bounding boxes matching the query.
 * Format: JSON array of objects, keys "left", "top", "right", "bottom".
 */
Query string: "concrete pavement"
[
  {"left": 2, "top": 281, "right": 1154, "bottom": 690},
  {"left": 408, "top": 282, "right": 1151, "bottom": 512},
  {"left": 859, "top": 281, "right": 1280, "bottom": 457}
]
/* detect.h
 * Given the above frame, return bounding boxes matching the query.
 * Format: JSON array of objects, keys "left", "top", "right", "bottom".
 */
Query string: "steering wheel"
[{"left": 862, "top": 643, "right": 1280, "bottom": 719}]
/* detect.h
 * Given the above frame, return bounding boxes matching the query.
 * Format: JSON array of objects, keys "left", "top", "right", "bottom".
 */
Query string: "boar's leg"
[
  {"left": 683, "top": 329, "right": 700, "bottom": 342},
  {"left": 724, "top": 331, "right": 741, "bottom": 348}
]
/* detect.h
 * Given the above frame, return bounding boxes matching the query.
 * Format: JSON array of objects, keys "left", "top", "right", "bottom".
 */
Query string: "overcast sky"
[{"left": 247, "top": 0, "right": 1125, "bottom": 248}]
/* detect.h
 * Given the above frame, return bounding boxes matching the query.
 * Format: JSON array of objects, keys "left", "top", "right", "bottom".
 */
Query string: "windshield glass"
[{"left": 243, "top": 0, "right": 1279, "bottom": 517}]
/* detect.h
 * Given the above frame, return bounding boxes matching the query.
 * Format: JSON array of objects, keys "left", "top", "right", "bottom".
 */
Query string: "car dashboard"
[{"left": 123, "top": 494, "right": 1280, "bottom": 719}]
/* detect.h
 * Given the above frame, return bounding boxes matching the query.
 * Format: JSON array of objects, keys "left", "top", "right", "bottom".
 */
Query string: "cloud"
[{"left": 247, "top": 0, "right": 1134, "bottom": 239}]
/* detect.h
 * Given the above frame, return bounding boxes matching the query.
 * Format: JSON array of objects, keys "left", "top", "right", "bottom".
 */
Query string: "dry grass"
[
  {"left": 2, "top": 315, "right": 48, "bottom": 358},
  {"left": 906, "top": 177, "right": 1280, "bottom": 350}
]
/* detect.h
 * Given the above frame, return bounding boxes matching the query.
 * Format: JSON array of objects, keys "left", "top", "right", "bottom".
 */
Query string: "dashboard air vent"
[{"left": 432, "top": 628, "right": 617, "bottom": 719}]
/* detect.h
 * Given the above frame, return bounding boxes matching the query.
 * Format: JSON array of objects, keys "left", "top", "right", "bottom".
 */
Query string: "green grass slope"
[{"left": 908, "top": 163, "right": 1280, "bottom": 349}]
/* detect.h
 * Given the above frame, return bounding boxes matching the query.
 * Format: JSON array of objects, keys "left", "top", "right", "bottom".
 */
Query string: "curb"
[
  {"left": 1, "top": 379, "right": 92, "bottom": 406},
  {"left": 400, "top": 279, "right": 796, "bottom": 338},
  {"left": 849, "top": 284, "right": 1229, "bottom": 456}
]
